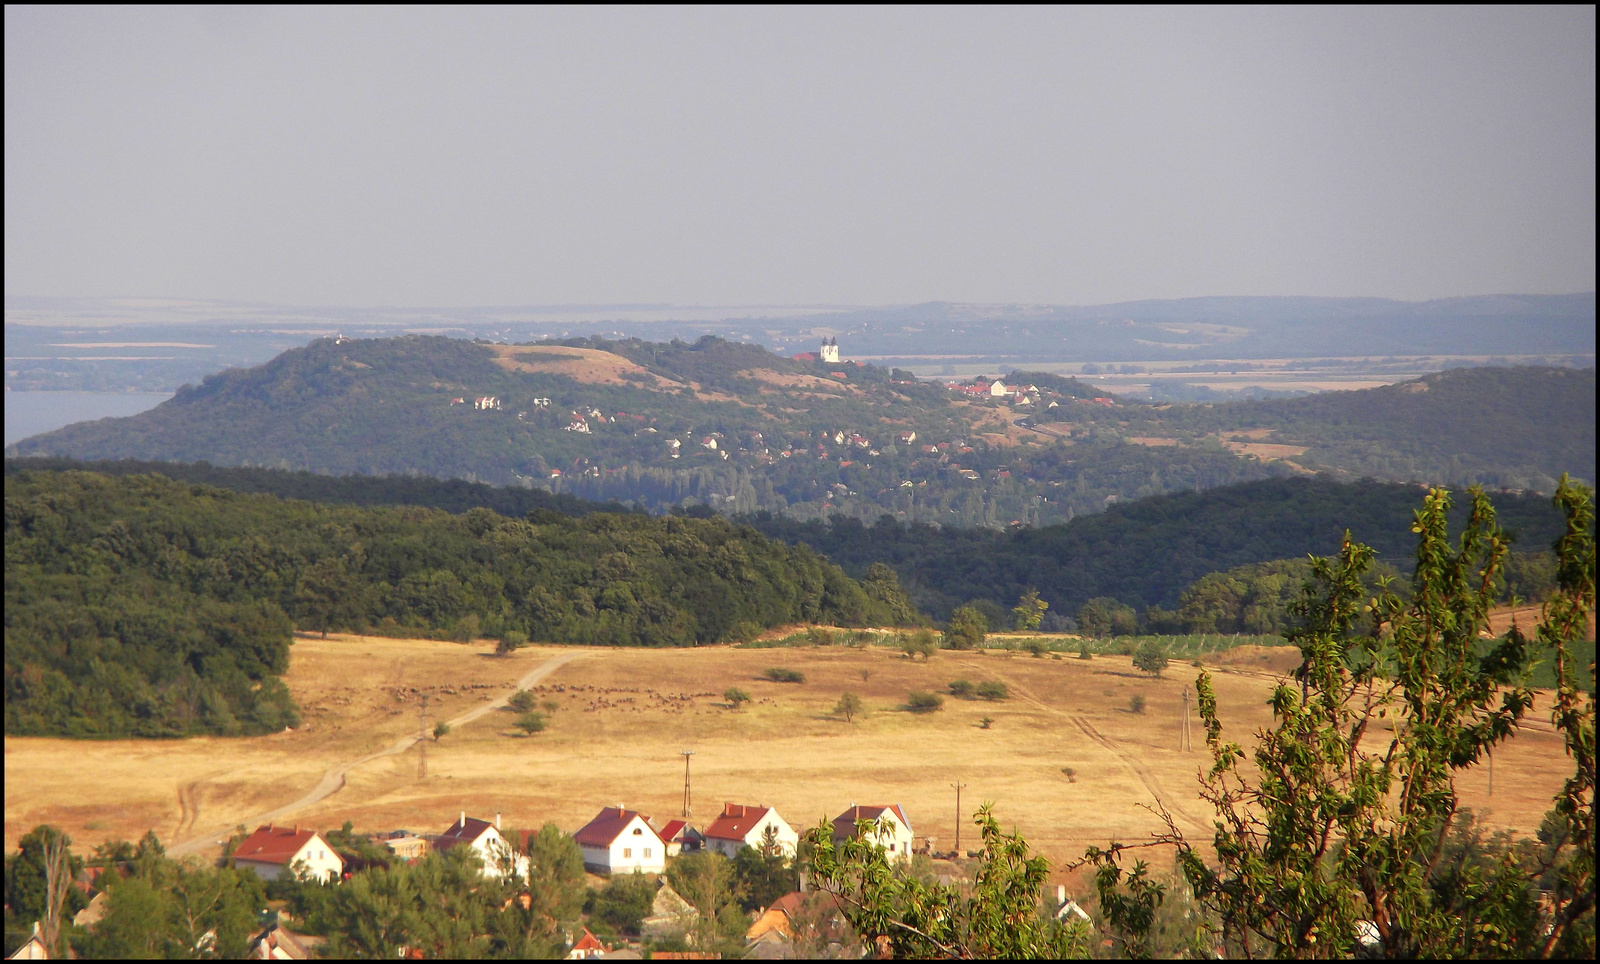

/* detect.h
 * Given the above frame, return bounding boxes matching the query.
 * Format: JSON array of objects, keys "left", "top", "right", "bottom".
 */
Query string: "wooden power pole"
[
  {"left": 418, "top": 693, "right": 430, "bottom": 780},
  {"left": 1181, "top": 686, "right": 1193, "bottom": 752},
  {"left": 951, "top": 780, "right": 968, "bottom": 857},
  {"left": 681, "top": 749, "right": 695, "bottom": 818}
]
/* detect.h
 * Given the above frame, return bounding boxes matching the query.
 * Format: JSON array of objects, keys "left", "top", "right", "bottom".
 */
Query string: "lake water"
[{"left": 4, "top": 391, "right": 173, "bottom": 446}]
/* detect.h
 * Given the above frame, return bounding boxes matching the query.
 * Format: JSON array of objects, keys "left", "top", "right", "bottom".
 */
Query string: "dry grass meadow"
[{"left": 4, "top": 633, "right": 1577, "bottom": 887}]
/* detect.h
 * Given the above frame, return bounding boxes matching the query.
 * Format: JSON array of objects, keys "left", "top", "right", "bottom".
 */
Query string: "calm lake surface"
[{"left": 4, "top": 391, "right": 173, "bottom": 446}]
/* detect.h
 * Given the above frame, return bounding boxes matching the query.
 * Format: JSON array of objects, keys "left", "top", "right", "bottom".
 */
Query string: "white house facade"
[
  {"left": 702, "top": 803, "right": 800, "bottom": 859},
  {"left": 573, "top": 807, "right": 667, "bottom": 874},
  {"left": 832, "top": 805, "right": 915, "bottom": 863}
]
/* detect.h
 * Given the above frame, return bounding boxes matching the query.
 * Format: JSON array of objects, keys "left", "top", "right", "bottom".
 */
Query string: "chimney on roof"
[
  {"left": 460, "top": 811, "right": 465, "bottom": 828},
  {"left": 1057, "top": 884, "right": 1066, "bottom": 907},
  {"left": 496, "top": 812, "right": 501, "bottom": 831}
]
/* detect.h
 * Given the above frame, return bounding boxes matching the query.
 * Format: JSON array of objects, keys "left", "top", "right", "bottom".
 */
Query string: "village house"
[
  {"left": 988, "top": 380, "right": 1010, "bottom": 397},
  {"left": 897, "top": 430, "right": 917, "bottom": 444},
  {"left": 831, "top": 805, "right": 915, "bottom": 863},
  {"left": 653, "top": 819, "right": 704, "bottom": 857},
  {"left": 232, "top": 825, "right": 344, "bottom": 883},
  {"left": 381, "top": 830, "right": 428, "bottom": 862},
  {"left": 565, "top": 927, "right": 608, "bottom": 960},
  {"left": 573, "top": 806, "right": 667, "bottom": 874},
  {"left": 433, "top": 813, "right": 528, "bottom": 879},
  {"left": 474, "top": 396, "right": 502, "bottom": 410},
  {"left": 702, "top": 803, "right": 800, "bottom": 859}
]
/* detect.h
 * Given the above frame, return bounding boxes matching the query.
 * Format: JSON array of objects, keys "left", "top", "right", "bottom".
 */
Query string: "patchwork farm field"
[{"left": 4, "top": 632, "right": 1576, "bottom": 886}]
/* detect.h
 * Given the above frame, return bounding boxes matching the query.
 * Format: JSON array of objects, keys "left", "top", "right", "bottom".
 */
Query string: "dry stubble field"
[{"left": 4, "top": 633, "right": 1575, "bottom": 886}]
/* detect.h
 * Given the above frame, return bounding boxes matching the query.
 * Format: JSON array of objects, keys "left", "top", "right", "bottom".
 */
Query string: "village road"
[{"left": 168, "top": 650, "right": 587, "bottom": 856}]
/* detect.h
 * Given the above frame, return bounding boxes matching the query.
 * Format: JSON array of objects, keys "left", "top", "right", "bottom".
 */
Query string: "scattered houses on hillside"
[
  {"left": 232, "top": 825, "right": 344, "bottom": 883},
  {"left": 702, "top": 803, "right": 800, "bottom": 859},
  {"left": 574, "top": 806, "right": 668, "bottom": 874},
  {"left": 653, "top": 818, "right": 704, "bottom": 857}
]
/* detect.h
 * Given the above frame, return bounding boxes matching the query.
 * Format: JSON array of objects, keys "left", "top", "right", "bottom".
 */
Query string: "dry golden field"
[{"left": 4, "top": 633, "right": 1576, "bottom": 888}]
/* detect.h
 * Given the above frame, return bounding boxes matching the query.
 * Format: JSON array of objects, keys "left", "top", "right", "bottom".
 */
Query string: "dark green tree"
[{"left": 944, "top": 606, "right": 987, "bottom": 650}]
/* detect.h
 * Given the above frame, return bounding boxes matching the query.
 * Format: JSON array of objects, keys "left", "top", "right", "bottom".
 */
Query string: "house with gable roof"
[
  {"left": 652, "top": 819, "right": 704, "bottom": 857},
  {"left": 232, "top": 825, "right": 343, "bottom": 882},
  {"left": 703, "top": 803, "right": 799, "bottom": 859},
  {"left": 434, "top": 812, "right": 528, "bottom": 879},
  {"left": 573, "top": 806, "right": 667, "bottom": 874},
  {"left": 831, "top": 804, "right": 915, "bottom": 863}
]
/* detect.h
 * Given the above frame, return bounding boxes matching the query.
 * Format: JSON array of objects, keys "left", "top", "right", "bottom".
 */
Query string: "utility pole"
[
  {"left": 951, "top": 780, "right": 967, "bottom": 857},
  {"left": 418, "top": 693, "right": 430, "bottom": 780},
  {"left": 1180, "top": 686, "right": 1193, "bottom": 752},
  {"left": 681, "top": 749, "right": 695, "bottom": 818}
]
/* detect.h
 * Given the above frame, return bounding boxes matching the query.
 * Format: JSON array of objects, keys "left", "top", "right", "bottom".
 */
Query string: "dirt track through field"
[{"left": 167, "top": 651, "right": 587, "bottom": 855}]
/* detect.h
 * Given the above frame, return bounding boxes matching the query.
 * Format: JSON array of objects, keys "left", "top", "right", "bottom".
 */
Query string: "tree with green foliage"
[
  {"left": 975, "top": 681, "right": 1009, "bottom": 701},
  {"left": 948, "top": 680, "right": 974, "bottom": 698},
  {"left": 1131, "top": 641, "right": 1168, "bottom": 677},
  {"left": 833, "top": 692, "right": 864, "bottom": 723},
  {"left": 723, "top": 688, "right": 751, "bottom": 709},
  {"left": 588, "top": 872, "right": 657, "bottom": 937},
  {"left": 507, "top": 690, "right": 537, "bottom": 713},
  {"left": 762, "top": 667, "right": 805, "bottom": 683},
  {"left": 513, "top": 712, "right": 545, "bottom": 735},
  {"left": 493, "top": 823, "right": 586, "bottom": 956},
  {"left": 731, "top": 831, "right": 799, "bottom": 912},
  {"left": 3, "top": 826, "right": 84, "bottom": 959},
  {"left": 1085, "top": 478, "right": 1597, "bottom": 959},
  {"left": 494, "top": 628, "right": 526, "bottom": 656},
  {"left": 667, "top": 850, "right": 749, "bottom": 951},
  {"left": 906, "top": 691, "right": 944, "bottom": 713},
  {"left": 1012, "top": 589, "right": 1049, "bottom": 631},
  {"left": 802, "top": 806, "right": 1090, "bottom": 958},
  {"left": 432, "top": 721, "right": 450, "bottom": 741},
  {"left": 944, "top": 606, "right": 987, "bottom": 650},
  {"left": 903, "top": 629, "right": 938, "bottom": 660}
]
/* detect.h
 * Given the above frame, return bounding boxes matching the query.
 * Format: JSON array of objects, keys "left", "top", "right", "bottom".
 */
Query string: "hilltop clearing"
[{"left": 3, "top": 634, "right": 1574, "bottom": 879}]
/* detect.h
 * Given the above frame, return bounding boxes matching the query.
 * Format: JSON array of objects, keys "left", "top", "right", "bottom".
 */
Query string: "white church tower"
[{"left": 820, "top": 336, "right": 841, "bottom": 364}]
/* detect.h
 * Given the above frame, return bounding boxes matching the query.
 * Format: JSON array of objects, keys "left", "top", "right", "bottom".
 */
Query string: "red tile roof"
[
  {"left": 435, "top": 816, "right": 496, "bottom": 853},
  {"left": 769, "top": 891, "right": 806, "bottom": 917},
  {"left": 232, "top": 825, "right": 319, "bottom": 865},
  {"left": 657, "top": 819, "right": 690, "bottom": 842},
  {"left": 574, "top": 807, "right": 659, "bottom": 847},
  {"left": 704, "top": 803, "right": 771, "bottom": 843},
  {"left": 571, "top": 927, "right": 606, "bottom": 952},
  {"left": 831, "top": 804, "right": 912, "bottom": 836}
]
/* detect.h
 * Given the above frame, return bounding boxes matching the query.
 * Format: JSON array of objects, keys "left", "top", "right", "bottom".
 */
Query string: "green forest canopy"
[{"left": 4, "top": 469, "right": 916, "bottom": 738}]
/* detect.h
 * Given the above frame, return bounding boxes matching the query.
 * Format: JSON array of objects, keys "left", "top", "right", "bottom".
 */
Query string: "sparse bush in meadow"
[
  {"left": 1129, "top": 694, "right": 1146, "bottom": 715},
  {"left": 948, "top": 680, "right": 974, "bottom": 697},
  {"left": 763, "top": 667, "right": 806, "bottom": 683},
  {"left": 976, "top": 681, "right": 1010, "bottom": 701},
  {"left": 907, "top": 691, "right": 944, "bottom": 713}
]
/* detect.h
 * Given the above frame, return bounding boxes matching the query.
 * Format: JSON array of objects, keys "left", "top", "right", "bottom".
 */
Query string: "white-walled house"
[
  {"left": 434, "top": 813, "right": 529, "bottom": 879},
  {"left": 573, "top": 807, "right": 667, "bottom": 874},
  {"left": 232, "top": 825, "right": 344, "bottom": 883},
  {"left": 702, "top": 803, "right": 800, "bottom": 859},
  {"left": 831, "top": 805, "right": 915, "bottom": 863}
]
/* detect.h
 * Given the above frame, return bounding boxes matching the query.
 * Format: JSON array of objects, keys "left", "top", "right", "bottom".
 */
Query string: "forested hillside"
[
  {"left": 4, "top": 469, "right": 914, "bottom": 737},
  {"left": 7, "top": 334, "right": 1588, "bottom": 526},
  {"left": 1036, "top": 365, "right": 1594, "bottom": 491},
  {"left": 745, "top": 477, "right": 1574, "bottom": 621}
]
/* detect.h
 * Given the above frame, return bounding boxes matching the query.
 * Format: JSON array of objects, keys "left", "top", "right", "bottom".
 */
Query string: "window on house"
[
  {"left": 644, "top": 848, "right": 652, "bottom": 858},
  {"left": 624, "top": 848, "right": 632, "bottom": 858},
  {"left": 633, "top": 828, "right": 643, "bottom": 835}
]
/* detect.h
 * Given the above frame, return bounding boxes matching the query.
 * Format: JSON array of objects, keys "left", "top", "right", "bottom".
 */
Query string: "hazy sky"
[{"left": 5, "top": 6, "right": 1594, "bottom": 307}]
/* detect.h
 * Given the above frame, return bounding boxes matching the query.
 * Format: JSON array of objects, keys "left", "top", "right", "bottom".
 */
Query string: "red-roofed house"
[
  {"left": 434, "top": 812, "right": 528, "bottom": 879},
  {"left": 653, "top": 819, "right": 704, "bottom": 857},
  {"left": 565, "top": 927, "right": 608, "bottom": 960},
  {"left": 831, "top": 805, "right": 915, "bottom": 863},
  {"left": 703, "top": 803, "right": 799, "bottom": 859},
  {"left": 573, "top": 806, "right": 666, "bottom": 874},
  {"left": 232, "top": 826, "right": 343, "bottom": 883}
]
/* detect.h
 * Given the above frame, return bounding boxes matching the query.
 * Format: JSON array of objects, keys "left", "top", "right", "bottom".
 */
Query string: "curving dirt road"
[{"left": 168, "top": 650, "right": 586, "bottom": 856}]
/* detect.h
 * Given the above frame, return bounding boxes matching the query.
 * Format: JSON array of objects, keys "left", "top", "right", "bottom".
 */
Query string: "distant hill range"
[{"left": 6, "top": 333, "right": 1592, "bottom": 525}]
